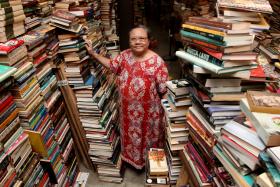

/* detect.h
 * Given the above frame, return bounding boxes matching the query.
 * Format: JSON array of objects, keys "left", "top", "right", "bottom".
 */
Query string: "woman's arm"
[{"left": 85, "top": 44, "right": 110, "bottom": 68}]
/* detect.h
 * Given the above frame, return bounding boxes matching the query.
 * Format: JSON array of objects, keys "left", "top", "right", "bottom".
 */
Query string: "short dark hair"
[{"left": 129, "top": 25, "right": 151, "bottom": 40}]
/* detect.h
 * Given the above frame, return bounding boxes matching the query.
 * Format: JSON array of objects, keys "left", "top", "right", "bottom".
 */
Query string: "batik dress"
[{"left": 109, "top": 49, "right": 169, "bottom": 169}]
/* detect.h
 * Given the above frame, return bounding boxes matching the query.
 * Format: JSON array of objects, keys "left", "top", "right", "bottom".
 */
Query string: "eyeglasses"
[{"left": 130, "top": 37, "right": 148, "bottom": 43}]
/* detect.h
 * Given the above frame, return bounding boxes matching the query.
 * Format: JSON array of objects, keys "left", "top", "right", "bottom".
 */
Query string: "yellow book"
[
  {"left": 25, "top": 130, "right": 48, "bottom": 157},
  {"left": 182, "top": 23, "right": 225, "bottom": 37}
]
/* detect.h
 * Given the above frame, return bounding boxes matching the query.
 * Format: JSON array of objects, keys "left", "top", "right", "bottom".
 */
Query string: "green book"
[
  {"left": 180, "top": 30, "right": 226, "bottom": 47},
  {"left": 0, "top": 64, "right": 16, "bottom": 83}
]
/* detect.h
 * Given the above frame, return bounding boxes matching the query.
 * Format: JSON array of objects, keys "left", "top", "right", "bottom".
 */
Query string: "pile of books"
[
  {"left": 216, "top": 0, "right": 273, "bottom": 32},
  {"left": 0, "top": 2, "right": 26, "bottom": 42},
  {"left": 268, "top": 0, "right": 280, "bottom": 32},
  {"left": 0, "top": 65, "right": 51, "bottom": 186},
  {"left": 145, "top": 148, "right": 169, "bottom": 187},
  {"left": 51, "top": 10, "right": 82, "bottom": 33},
  {"left": 193, "top": 0, "right": 215, "bottom": 17},
  {"left": 162, "top": 80, "right": 191, "bottom": 151},
  {"left": 22, "top": 0, "right": 41, "bottom": 30},
  {"left": 175, "top": 2, "right": 275, "bottom": 185},
  {"left": 214, "top": 92, "right": 280, "bottom": 186},
  {"left": 160, "top": 79, "right": 191, "bottom": 184},
  {"left": 37, "top": 0, "right": 52, "bottom": 18}
]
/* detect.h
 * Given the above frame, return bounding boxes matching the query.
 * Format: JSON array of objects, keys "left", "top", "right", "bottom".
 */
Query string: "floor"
[{"left": 83, "top": 15, "right": 182, "bottom": 187}]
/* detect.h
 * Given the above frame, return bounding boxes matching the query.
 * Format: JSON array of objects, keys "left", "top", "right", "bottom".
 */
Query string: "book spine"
[
  {"left": 182, "top": 23, "right": 226, "bottom": 36},
  {"left": 186, "top": 46, "right": 224, "bottom": 67},
  {"left": 188, "top": 17, "right": 232, "bottom": 29},
  {"left": 183, "top": 28, "right": 224, "bottom": 41},
  {"left": 176, "top": 50, "right": 221, "bottom": 74},
  {"left": 180, "top": 30, "right": 225, "bottom": 47}
]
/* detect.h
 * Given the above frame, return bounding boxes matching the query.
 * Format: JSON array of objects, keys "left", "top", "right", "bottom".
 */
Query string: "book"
[
  {"left": 259, "top": 152, "right": 280, "bottom": 186},
  {"left": 148, "top": 148, "right": 168, "bottom": 176},
  {"left": 240, "top": 99, "right": 280, "bottom": 147},
  {"left": 266, "top": 146, "right": 280, "bottom": 171},
  {"left": 176, "top": 50, "right": 256, "bottom": 74},
  {"left": 0, "top": 64, "right": 16, "bottom": 83},
  {"left": 217, "top": 0, "right": 273, "bottom": 13}
]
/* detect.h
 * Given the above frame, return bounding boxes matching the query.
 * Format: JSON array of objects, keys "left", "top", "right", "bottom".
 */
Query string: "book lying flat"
[
  {"left": 0, "top": 64, "right": 17, "bottom": 83},
  {"left": 176, "top": 50, "right": 257, "bottom": 74}
]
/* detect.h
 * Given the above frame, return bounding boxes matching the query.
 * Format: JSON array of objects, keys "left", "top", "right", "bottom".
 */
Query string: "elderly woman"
[{"left": 86, "top": 25, "right": 169, "bottom": 170}]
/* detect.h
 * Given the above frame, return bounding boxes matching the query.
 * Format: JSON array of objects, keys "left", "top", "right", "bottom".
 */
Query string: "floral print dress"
[{"left": 110, "top": 49, "right": 169, "bottom": 169}]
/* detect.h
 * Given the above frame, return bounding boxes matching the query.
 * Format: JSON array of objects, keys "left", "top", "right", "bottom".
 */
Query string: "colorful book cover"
[{"left": 0, "top": 39, "right": 24, "bottom": 54}]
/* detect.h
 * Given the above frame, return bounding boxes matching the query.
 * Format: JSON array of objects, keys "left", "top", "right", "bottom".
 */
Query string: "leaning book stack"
[{"left": 161, "top": 79, "right": 191, "bottom": 184}]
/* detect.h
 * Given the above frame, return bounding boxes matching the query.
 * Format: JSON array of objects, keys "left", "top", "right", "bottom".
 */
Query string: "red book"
[
  {"left": 0, "top": 39, "right": 24, "bottom": 55},
  {"left": 0, "top": 95, "right": 13, "bottom": 112},
  {"left": 38, "top": 172, "right": 49, "bottom": 187},
  {"left": 250, "top": 65, "right": 266, "bottom": 79}
]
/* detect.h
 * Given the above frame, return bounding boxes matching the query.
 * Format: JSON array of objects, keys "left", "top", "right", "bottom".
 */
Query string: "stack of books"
[
  {"left": 22, "top": 0, "right": 41, "bottom": 30},
  {"left": 178, "top": 16, "right": 258, "bottom": 75},
  {"left": 133, "top": 0, "right": 145, "bottom": 25},
  {"left": 162, "top": 80, "right": 191, "bottom": 152},
  {"left": 37, "top": 0, "right": 52, "bottom": 18},
  {"left": 82, "top": 69, "right": 123, "bottom": 183},
  {"left": 268, "top": 0, "right": 280, "bottom": 32},
  {"left": 51, "top": 10, "right": 82, "bottom": 33},
  {"left": 0, "top": 2, "right": 26, "bottom": 42},
  {"left": 193, "top": 0, "right": 215, "bottom": 17},
  {"left": 55, "top": 1, "right": 76, "bottom": 11},
  {"left": 214, "top": 92, "right": 280, "bottom": 187},
  {"left": 145, "top": 148, "right": 169, "bottom": 187},
  {"left": 216, "top": 0, "right": 273, "bottom": 32},
  {"left": 100, "top": 0, "right": 114, "bottom": 36},
  {"left": 165, "top": 142, "right": 182, "bottom": 185}
]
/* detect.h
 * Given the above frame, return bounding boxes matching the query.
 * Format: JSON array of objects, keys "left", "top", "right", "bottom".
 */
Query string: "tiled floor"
[
  {"left": 81, "top": 164, "right": 145, "bottom": 187},
  {"left": 84, "top": 17, "right": 182, "bottom": 187}
]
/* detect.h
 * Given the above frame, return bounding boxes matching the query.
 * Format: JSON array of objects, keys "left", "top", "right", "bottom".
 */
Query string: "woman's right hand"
[{"left": 85, "top": 40, "right": 97, "bottom": 58}]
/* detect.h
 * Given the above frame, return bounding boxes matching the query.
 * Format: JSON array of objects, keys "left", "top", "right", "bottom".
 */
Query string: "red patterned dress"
[{"left": 109, "top": 49, "right": 169, "bottom": 169}]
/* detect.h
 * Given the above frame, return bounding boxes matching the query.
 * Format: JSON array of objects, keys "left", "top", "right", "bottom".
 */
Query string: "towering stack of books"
[
  {"left": 100, "top": 0, "right": 112, "bottom": 35},
  {"left": 145, "top": 148, "right": 169, "bottom": 187},
  {"left": 161, "top": 79, "right": 191, "bottom": 184},
  {"left": 214, "top": 91, "right": 280, "bottom": 186},
  {"left": 0, "top": 1, "right": 26, "bottom": 42}
]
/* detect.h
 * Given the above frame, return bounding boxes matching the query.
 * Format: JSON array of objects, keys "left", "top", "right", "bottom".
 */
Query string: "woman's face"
[{"left": 129, "top": 28, "right": 150, "bottom": 56}]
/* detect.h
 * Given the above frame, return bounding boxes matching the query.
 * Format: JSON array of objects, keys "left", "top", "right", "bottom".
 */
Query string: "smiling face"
[{"left": 129, "top": 28, "right": 150, "bottom": 56}]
